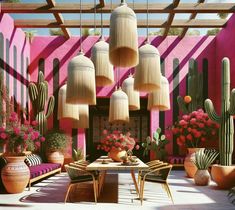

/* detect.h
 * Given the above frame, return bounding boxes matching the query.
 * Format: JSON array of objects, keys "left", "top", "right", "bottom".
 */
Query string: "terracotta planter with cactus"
[{"left": 205, "top": 57, "right": 235, "bottom": 189}]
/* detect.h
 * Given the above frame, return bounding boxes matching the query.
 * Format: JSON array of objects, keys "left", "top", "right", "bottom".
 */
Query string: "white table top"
[{"left": 86, "top": 156, "right": 149, "bottom": 171}]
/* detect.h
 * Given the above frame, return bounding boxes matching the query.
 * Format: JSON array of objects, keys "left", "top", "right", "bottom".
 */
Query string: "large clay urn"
[
  {"left": 1, "top": 156, "right": 30, "bottom": 193},
  {"left": 109, "top": 148, "right": 127, "bottom": 162},
  {"left": 47, "top": 151, "right": 64, "bottom": 165},
  {"left": 184, "top": 148, "right": 204, "bottom": 178},
  {"left": 211, "top": 164, "right": 235, "bottom": 189}
]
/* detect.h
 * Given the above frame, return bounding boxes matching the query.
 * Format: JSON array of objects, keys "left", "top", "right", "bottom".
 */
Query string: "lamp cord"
[
  {"left": 147, "top": 0, "right": 149, "bottom": 42},
  {"left": 80, "top": 0, "right": 82, "bottom": 52},
  {"left": 94, "top": 0, "right": 96, "bottom": 34},
  {"left": 101, "top": 8, "right": 103, "bottom": 37}
]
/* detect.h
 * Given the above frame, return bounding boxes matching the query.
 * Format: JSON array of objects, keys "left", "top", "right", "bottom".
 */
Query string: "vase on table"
[
  {"left": 109, "top": 148, "right": 127, "bottom": 162},
  {"left": 1, "top": 155, "right": 30, "bottom": 193},
  {"left": 184, "top": 148, "right": 204, "bottom": 178}
]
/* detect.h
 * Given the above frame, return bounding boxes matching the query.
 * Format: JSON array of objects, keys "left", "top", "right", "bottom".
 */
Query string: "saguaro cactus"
[
  {"left": 205, "top": 58, "right": 235, "bottom": 166},
  {"left": 177, "top": 61, "right": 203, "bottom": 114},
  {"left": 28, "top": 71, "right": 55, "bottom": 135}
]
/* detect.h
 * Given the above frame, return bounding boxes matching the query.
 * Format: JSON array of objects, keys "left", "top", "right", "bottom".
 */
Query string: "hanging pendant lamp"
[
  {"left": 58, "top": 84, "right": 79, "bottom": 120},
  {"left": 66, "top": 0, "right": 96, "bottom": 105},
  {"left": 122, "top": 74, "right": 140, "bottom": 110},
  {"left": 72, "top": 105, "right": 89, "bottom": 128},
  {"left": 109, "top": 87, "right": 129, "bottom": 123},
  {"left": 133, "top": 0, "right": 161, "bottom": 92},
  {"left": 109, "top": 0, "right": 138, "bottom": 67},
  {"left": 91, "top": 3, "right": 114, "bottom": 86},
  {"left": 147, "top": 76, "right": 170, "bottom": 111}
]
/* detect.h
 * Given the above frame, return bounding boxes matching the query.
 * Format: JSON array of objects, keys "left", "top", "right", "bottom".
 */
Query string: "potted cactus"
[{"left": 205, "top": 57, "right": 235, "bottom": 189}]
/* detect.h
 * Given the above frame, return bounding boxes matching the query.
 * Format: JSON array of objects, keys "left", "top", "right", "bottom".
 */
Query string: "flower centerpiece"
[
  {"left": 172, "top": 109, "right": 219, "bottom": 178},
  {"left": 0, "top": 112, "right": 45, "bottom": 155},
  {"left": 172, "top": 109, "right": 219, "bottom": 148},
  {"left": 97, "top": 130, "right": 138, "bottom": 162}
]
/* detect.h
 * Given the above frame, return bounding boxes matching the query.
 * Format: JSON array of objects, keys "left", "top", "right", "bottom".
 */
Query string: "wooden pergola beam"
[
  {"left": 180, "top": 0, "right": 205, "bottom": 37},
  {"left": 2, "top": 3, "right": 235, "bottom": 14},
  {"left": 14, "top": 19, "right": 227, "bottom": 28},
  {"left": 163, "top": 0, "right": 180, "bottom": 37},
  {"left": 46, "top": 0, "right": 71, "bottom": 39}
]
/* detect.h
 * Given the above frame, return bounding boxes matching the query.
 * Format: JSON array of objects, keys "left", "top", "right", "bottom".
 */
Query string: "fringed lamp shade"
[
  {"left": 122, "top": 75, "right": 140, "bottom": 110},
  {"left": 91, "top": 39, "right": 114, "bottom": 86},
  {"left": 109, "top": 1, "right": 138, "bottom": 67},
  {"left": 147, "top": 76, "right": 170, "bottom": 111},
  {"left": 66, "top": 52, "right": 96, "bottom": 105},
  {"left": 72, "top": 105, "right": 89, "bottom": 128},
  {"left": 109, "top": 88, "right": 129, "bottom": 123},
  {"left": 57, "top": 84, "right": 79, "bottom": 120},
  {"left": 134, "top": 43, "right": 161, "bottom": 92}
]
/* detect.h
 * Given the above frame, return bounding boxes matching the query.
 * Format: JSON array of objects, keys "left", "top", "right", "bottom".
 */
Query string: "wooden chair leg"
[
  {"left": 165, "top": 183, "right": 174, "bottom": 204},
  {"left": 28, "top": 181, "right": 31, "bottom": 191},
  {"left": 64, "top": 183, "right": 73, "bottom": 203},
  {"left": 140, "top": 179, "right": 145, "bottom": 205},
  {"left": 93, "top": 178, "right": 97, "bottom": 203}
]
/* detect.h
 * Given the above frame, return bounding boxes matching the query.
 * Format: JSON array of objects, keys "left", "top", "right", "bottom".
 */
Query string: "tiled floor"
[{"left": 0, "top": 170, "right": 234, "bottom": 210}]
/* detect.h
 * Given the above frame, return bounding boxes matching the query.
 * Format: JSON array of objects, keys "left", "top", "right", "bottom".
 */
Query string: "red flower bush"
[
  {"left": 172, "top": 109, "right": 219, "bottom": 148},
  {"left": 97, "top": 130, "right": 137, "bottom": 153},
  {"left": 0, "top": 112, "right": 44, "bottom": 155}
]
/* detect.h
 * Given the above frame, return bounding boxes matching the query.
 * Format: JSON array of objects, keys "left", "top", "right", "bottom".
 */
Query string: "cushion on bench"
[
  {"left": 25, "top": 154, "right": 43, "bottom": 166},
  {"left": 29, "top": 163, "right": 61, "bottom": 179}
]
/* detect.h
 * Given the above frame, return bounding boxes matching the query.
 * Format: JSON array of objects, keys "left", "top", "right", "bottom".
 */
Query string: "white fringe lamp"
[
  {"left": 134, "top": 43, "right": 161, "bottom": 92},
  {"left": 147, "top": 76, "right": 170, "bottom": 111},
  {"left": 72, "top": 105, "right": 89, "bottom": 128},
  {"left": 58, "top": 84, "right": 79, "bottom": 120},
  {"left": 109, "top": 0, "right": 138, "bottom": 67},
  {"left": 91, "top": 38, "right": 114, "bottom": 86},
  {"left": 109, "top": 87, "right": 129, "bottom": 123},
  {"left": 66, "top": 52, "right": 96, "bottom": 105},
  {"left": 122, "top": 74, "right": 140, "bottom": 110}
]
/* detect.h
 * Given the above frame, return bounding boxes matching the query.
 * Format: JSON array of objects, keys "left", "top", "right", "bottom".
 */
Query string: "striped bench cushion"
[{"left": 25, "top": 154, "right": 43, "bottom": 167}]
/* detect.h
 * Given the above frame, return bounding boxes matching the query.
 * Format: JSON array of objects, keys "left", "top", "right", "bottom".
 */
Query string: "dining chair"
[
  {"left": 64, "top": 164, "right": 99, "bottom": 203},
  {"left": 139, "top": 163, "right": 173, "bottom": 205}
]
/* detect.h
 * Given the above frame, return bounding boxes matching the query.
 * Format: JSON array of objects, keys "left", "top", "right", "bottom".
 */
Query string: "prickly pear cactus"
[
  {"left": 142, "top": 128, "right": 169, "bottom": 161},
  {"left": 205, "top": 58, "right": 235, "bottom": 166},
  {"left": 178, "top": 60, "right": 203, "bottom": 114},
  {"left": 28, "top": 71, "right": 55, "bottom": 135}
]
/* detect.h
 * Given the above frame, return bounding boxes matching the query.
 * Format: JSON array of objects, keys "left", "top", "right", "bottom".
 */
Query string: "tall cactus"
[
  {"left": 205, "top": 58, "right": 235, "bottom": 166},
  {"left": 28, "top": 71, "right": 55, "bottom": 135},
  {"left": 177, "top": 60, "right": 203, "bottom": 114}
]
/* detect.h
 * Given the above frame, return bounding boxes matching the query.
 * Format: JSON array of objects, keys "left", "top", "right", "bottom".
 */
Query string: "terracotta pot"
[
  {"left": 109, "top": 148, "right": 127, "bottom": 162},
  {"left": 211, "top": 164, "right": 235, "bottom": 189},
  {"left": 47, "top": 151, "right": 64, "bottom": 165},
  {"left": 184, "top": 148, "right": 204, "bottom": 178},
  {"left": 1, "top": 156, "right": 30, "bottom": 193},
  {"left": 194, "top": 169, "right": 211, "bottom": 186}
]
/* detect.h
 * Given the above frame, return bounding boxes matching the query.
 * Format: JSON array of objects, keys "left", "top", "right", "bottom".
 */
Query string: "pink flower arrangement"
[
  {"left": 97, "top": 130, "right": 137, "bottom": 153},
  {"left": 172, "top": 109, "right": 219, "bottom": 148},
  {"left": 0, "top": 112, "right": 44, "bottom": 155}
]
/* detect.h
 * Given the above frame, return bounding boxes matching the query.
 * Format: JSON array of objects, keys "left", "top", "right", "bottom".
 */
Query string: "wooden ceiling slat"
[
  {"left": 2, "top": 3, "right": 235, "bottom": 14},
  {"left": 180, "top": 0, "right": 205, "bottom": 37},
  {"left": 163, "top": 0, "right": 180, "bottom": 37},
  {"left": 14, "top": 19, "right": 227, "bottom": 28}
]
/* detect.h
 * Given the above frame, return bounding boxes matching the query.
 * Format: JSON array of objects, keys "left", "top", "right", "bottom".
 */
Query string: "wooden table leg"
[
  {"left": 98, "top": 170, "right": 106, "bottom": 196},
  {"left": 130, "top": 170, "right": 139, "bottom": 196}
]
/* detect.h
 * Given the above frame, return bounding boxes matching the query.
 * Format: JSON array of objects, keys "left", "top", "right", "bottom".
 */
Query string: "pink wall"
[
  {"left": 30, "top": 35, "right": 216, "bottom": 156},
  {"left": 0, "top": 13, "right": 30, "bottom": 119}
]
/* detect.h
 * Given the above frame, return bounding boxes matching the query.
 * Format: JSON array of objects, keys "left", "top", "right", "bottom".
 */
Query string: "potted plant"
[
  {"left": 172, "top": 108, "right": 219, "bottom": 178},
  {"left": 44, "top": 130, "right": 68, "bottom": 165},
  {"left": 142, "top": 128, "right": 169, "bottom": 161},
  {"left": 0, "top": 112, "right": 45, "bottom": 193},
  {"left": 193, "top": 149, "right": 219, "bottom": 186},
  {"left": 97, "top": 129, "right": 137, "bottom": 162},
  {"left": 72, "top": 147, "right": 84, "bottom": 161},
  {"left": 205, "top": 57, "right": 235, "bottom": 189}
]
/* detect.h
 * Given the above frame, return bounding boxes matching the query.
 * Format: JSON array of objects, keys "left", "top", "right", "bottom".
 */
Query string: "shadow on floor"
[{"left": 20, "top": 174, "right": 118, "bottom": 204}]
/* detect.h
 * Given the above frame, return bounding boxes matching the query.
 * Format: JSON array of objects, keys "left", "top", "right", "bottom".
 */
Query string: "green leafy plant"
[
  {"left": 44, "top": 130, "right": 68, "bottom": 152},
  {"left": 207, "top": 28, "right": 220, "bottom": 36},
  {"left": 49, "top": 29, "right": 64, "bottom": 36},
  {"left": 193, "top": 149, "right": 219, "bottom": 170},
  {"left": 142, "top": 128, "right": 169, "bottom": 161},
  {"left": 72, "top": 148, "right": 83, "bottom": 161}
]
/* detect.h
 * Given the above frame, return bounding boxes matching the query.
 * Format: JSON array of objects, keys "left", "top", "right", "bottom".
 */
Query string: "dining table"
[{"left": 86, "top": 156, "right": 149, "bottom": 197}]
